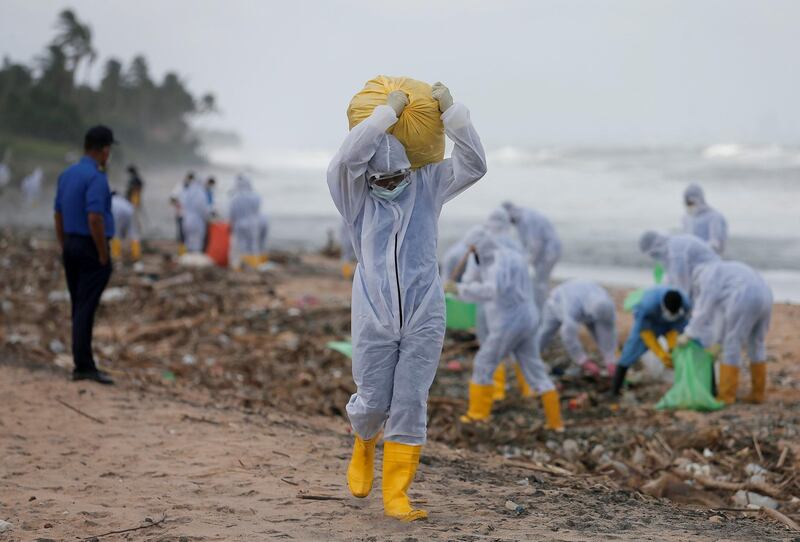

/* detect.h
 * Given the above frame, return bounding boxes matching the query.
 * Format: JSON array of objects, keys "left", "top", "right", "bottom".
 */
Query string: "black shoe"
[{"left": 72, "top": 370, "right": 115, "bottom": 385}]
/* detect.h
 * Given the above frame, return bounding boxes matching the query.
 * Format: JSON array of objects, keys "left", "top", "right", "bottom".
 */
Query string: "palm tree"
[{"left": 51, "top": 9, "right": 97, "bottom": 83}]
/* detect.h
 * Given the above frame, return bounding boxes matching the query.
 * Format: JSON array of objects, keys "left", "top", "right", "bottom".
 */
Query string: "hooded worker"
[
  {"left": 328, "top": 82, "right": 486, "bottom": 521},
  {"left": 639, "top": 231, "right": 720, "bottom": 294},
  {"left": 501, "top": 203, "right": 561, "bottom": 310},
  {"left": 179, "top": 177, "right": 211, "bottom": 253},
  {"left": 682, "top": 183, "right": 728, "bottom": 255},
  {"left": 110, "top": 193, "right": 141, "bottom": 261},
  {"left": 682, "top": 261, "right": 772, "bottom": 404},
  {"left": 611, "top": 286, "right": 692, "bottom": 396},
  {"left": 228, "top": 175, "right": 262, "bottom": 268},
  {"left": 450, "top": 227, "right": 563, "bottom": 430},
  {"left": 537, "top": 279, "right": 617, "bottom": 377}
]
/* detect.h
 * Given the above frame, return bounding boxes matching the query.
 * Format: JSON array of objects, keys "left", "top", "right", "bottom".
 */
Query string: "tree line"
[{"left": 0, "top": 9, "right": 217, "bottom": 163}]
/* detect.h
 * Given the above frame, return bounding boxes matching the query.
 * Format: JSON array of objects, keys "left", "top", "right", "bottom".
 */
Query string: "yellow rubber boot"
[
  {"left": 514, "top": 363, "right": 535, "bottom": 398},
  {"left": 131, "top": 240, "right": 142, "bottom": 261},
  {"left": 241, "top": 254, "right": 260, "bottom": 269},
  {"left": 745, "top": 362, "right": 766, "bottom": 404},
  {"left": 110, "top": 238, "right": 122, "bottom": 259},
  {"left": 346, "top": 434, "right": 378, "bottom": 498},
  {"left": 178, "top": 243, "right": 187, "bottom": 256},
  {"left": 259, "top": 253, "right": 269, "bottom": 264},
  {"left": 717, "top": 364, "right": 739, "bottom": 405},
  {"left": 541, "top": 389, "right": 564, "bottom": 432},
  {"left": 460, "top": 381, "right": 494, "bottom": 423},
  {"left": 492, "top": 364, "right": 507, "bottom": 401},
  {"left": 342, "top": 262, "right": 355, "bottom": 280},
  {"left": 382, "top": 442, "right": 427, "bottom": 521}
]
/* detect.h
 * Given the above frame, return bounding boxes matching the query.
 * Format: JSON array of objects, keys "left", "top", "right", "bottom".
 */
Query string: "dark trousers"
[
  {"left": 62, "top": 235, "right": 112, "bottom": 373},
  {"left": 176, "top": 216, "right": 184, "bottom": 244}
]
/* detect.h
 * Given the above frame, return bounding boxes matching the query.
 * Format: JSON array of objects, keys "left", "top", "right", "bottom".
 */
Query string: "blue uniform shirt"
[{"left": 54, "top": 156, "right": 115, "bottom": 237}]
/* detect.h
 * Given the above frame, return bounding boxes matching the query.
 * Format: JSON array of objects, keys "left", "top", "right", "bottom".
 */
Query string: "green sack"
[
  {"left": 623, "top": 289, "right": 644, "bottom": 312},
  {"left": 327, "top": 340, "right": 353, "bottom": 359},
  {"left": 446, "top": 293, "right": 477, "bottom": 330},
  {"left": 655, "top": 341, "right": 724, "bottom": 411}
]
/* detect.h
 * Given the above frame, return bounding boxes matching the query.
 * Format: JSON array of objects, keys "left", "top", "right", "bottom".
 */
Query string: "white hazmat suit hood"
[
  {"left": 682, "top": 183, "right": 728, "bottom": 254},
  {"left": 640, "top": 230, "right": 720, "bottom": 293},
  {"left": 365, "top": 133, "right": 411, "bottom": 180}
]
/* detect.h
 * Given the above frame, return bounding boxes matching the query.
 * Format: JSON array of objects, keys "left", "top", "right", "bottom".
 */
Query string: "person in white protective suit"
[
  {"left": 22, "top": 167, "right": 43, "bottom": 206},
  {"left": 339, "top": 218, "right": 357, "bottom": 279},
  {"left": 110, "top": 193, "right": 141, "bottom": 262},
  {"left": 682, "top": 183, "right": 728, "bottom": 255},
  {"left": 440, "top": 225, "right": 484, "bottom": 282},
  {"left": 328, "top": 83, "right": 486, "bottom": 521},
  {"left": 228, "top": 175, "right": 262, "bottom": 268},
  {"left": 449, "top": 227, "right": 563, "bottom": 431},
  {"left": 681, "top": 261, "right": 772, "bottom": 405},
  {"left": 501, "top": 202, "right": 562, "bottom": 310},
  {"left": 179, "top": 178, "right": 211, "bottom": 253},
  {"left": 537, "top": 279, "right": 617, "bottom": 377},
  {"left": 639, "top": 231, "right": 720, "bottom": 294}
]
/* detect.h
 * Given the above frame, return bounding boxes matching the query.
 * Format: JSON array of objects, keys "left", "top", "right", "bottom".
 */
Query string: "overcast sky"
[{"left": 2, "top": 0, "right": 798, "bottom": 151}]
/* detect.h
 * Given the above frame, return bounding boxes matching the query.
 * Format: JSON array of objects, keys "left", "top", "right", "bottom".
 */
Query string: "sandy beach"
[{"left": 1, "top": 231, "right": 799, "bottom": 541}]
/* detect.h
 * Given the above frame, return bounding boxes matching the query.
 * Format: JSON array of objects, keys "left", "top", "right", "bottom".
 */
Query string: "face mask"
[
  {"left": 662, "top": 306, "right": 684, "bottom": 322},
  {"left": 370, "top": 178, "right": 410, "bottom": 201}
]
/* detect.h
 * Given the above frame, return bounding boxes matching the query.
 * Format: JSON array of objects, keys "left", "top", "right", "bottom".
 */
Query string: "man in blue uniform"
[
  {"left": 54, "top": 125, "right": 117, "bottom": 384},
  {"left": 610, "top": 286, "right": 691, "bottom": 396}
]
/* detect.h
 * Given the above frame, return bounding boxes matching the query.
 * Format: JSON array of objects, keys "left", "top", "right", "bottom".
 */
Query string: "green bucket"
[{"left": 446, "top": 293, "right": 477, "bottom": 330}]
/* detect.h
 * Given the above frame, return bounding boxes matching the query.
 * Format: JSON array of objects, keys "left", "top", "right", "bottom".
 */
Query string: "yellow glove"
[
  {"left": 640, "top": 330, "right": 672, "bottom": 368},
  {"left": 444, "top": 281, "right": 458, "bottom": 295},
  {"left": 706, "top": 344, "right": 722, "bottom": 359}
]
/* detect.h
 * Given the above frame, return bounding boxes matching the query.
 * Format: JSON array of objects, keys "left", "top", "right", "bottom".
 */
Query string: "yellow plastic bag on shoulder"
[{"left": 347, "top": 75, "right": 445, "bottom": 169}]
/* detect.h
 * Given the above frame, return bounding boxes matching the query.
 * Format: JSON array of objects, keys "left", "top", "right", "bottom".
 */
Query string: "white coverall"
[
  {"left": 328, "top": 102, "right": 486, "bottom": 445},
  {"left": 682, "top": 183, "right": 728, "bottom": 255},
  {"left": 537, "top": 279, "right": 617, "bottom": 370},
  {"left": 180, "top": 180, "right": 211, "bottom": 252},
  {"left": 639, "top": 231, "right": 720, "bottom": 293},
  {"left": 111, "top": 194, "right": 139, "bottom": 241},
  {"left": 228, "top": 176, "right": 262, "bottom": 255},
  {"left": 457, "top": 231, "right": 554, "bottom": 393},
  {"left": 502, "top": 203, "right": 561, "bottom": 310},
  {"left": 685, "top": 261, "right": 772, "bottom": 367}
]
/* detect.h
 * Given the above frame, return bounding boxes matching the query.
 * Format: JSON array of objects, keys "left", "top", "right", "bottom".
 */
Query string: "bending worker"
[
  {"left": 682, "top": 183, "right": 728, "bottom": 255},
  {"left": 328, "top": 83, "right": 486, "bottom": 521},
  {"left": 611, "top": 286, "right": 691, "bottom": 396},
  {"left": 639, "top": 231, "right": 719, "bottom": 293},
  {"left": 537, "top": 279, "right": 617, "bottom": 377},
  {"left": 501, "top": 202, "right": 561, "bottom": 310},
  {"left": 682, "top": 261, "right": 772, "bottom": 404},
  {"left": 110, "top": 192, "right": 141, "bottom": 262},
  {"left": 449, "top": 228, "right": 563, "bottom": 431},
  {"left": 229, "top": 175, "right": 262, "bottom": 268}
]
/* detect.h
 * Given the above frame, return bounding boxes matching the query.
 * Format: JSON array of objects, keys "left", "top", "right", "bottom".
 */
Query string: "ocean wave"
[
  {"left": 207, "top": 147, "right": 334, "bottom": 171},
  {"left": 702, "top": 143, "right": 799, "bottom": 163}
]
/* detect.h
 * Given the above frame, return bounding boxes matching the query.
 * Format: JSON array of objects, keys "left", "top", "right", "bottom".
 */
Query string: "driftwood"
[
  {"left": 81, "top": 514, "right": 166, "bottom": 540},
  {"left": 505, "top": 458, "right": 573, "bottom": 477},
  {"left": 761, "top": 507, "right": 800, "bottom": 532},
  {"left": 56, "top": 398, "right": 105, "bottom": 425},
  {"left": 671, "top": 469, "right": 783, "bottom": 499}
]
